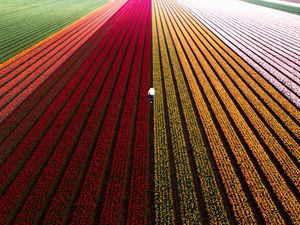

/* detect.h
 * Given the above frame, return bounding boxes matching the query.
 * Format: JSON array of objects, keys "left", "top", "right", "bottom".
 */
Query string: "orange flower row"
[
  {"left": 153, "top": 0, "right": 299, "bottom": 223},
  {"left": 176, "top": 2, "right": 300, "bottom": 222}
]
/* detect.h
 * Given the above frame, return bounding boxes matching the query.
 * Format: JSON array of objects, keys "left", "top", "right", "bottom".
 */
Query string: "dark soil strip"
[{"left": 148, "top": 2, "right": 155, "bottom": 223}]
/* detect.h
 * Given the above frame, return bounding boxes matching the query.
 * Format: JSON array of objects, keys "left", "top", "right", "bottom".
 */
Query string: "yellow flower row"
[
  {"left": 153, "top": 0, "right": 300, "bottom": 223},
  {"left": 153, "top": 2, "right": 175, "bottom": 224},
  {"left": 161, "top": 0, "right": 258, "bottom": 223},
  {"left": 155, "top": 0, "right": 201, "bottom": 223},
  {"left": 156, "top": 0, "right": 229, "bottom": 224}
]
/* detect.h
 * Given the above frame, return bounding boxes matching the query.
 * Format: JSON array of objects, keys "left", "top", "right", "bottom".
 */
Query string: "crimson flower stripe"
[
  {"left": 68, "top": 2, "right": 147, "bottom": 223},
  {"left": 34, "top": 5, "right": 140, "bottom": 224},
  {"left": 126, "top": 4, "right": 151, "bottom": 223},
  {"left": 99, "top": 2, "right": 148, "bottom": 224}
]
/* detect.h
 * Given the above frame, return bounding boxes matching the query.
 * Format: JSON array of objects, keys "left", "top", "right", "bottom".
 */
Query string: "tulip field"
[{"left": 0, "top": 0, "right": 299, "bottom": 224}]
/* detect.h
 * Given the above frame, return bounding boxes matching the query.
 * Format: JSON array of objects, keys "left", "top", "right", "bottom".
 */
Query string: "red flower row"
[
  {"left": 99, "top": 1, "right": 148, "bottom": 223},
  {"left": 127, "top": 6, "right": 151, "bottom": 223},
  {"left": 0, "top": 2, "right": 124, "bottom": 222},
  {"left": 0, "top": 0, "right": 152, "bottom": 224},
  {"left": 42, "top": 4, "right": 139, "bottom": 224},
  {"left": 69, "top": 4, "right": 144, "bottom": 224}
]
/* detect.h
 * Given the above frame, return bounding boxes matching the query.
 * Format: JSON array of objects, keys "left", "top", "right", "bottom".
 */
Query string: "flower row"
[
  {"left": 152, "top": 8, "right": 176, "bottom": 223},
  {"left": 99, "top": 3, "right": 150, "bottom": 223}
]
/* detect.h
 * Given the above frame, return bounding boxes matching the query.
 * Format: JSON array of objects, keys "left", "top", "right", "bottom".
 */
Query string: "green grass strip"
[
  {"left": 0, "top": 0, "right": 107, "bottom": 63},
  {"left": 240, "top": 0, "right": 300, "bottom": 15}
]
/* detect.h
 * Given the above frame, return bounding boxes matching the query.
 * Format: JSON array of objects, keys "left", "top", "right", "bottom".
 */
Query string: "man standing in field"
[{"left": 148, "top": 87, "right": 155, "bottom": 104}]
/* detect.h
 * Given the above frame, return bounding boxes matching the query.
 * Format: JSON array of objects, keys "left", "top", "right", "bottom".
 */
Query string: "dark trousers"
[{"left": 149, "top": 94, "right": 154, "bottom": 103}]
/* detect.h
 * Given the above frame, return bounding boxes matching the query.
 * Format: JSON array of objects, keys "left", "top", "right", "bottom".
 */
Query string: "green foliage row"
[{"left": 241, "top": 0, "right": 300, "bottom": 15}]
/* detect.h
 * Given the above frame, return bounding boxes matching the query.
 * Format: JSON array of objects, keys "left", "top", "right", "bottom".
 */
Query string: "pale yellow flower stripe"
[
  {"left": 153, "top": 2, "right": 175, "bottom": 223},
  {"left": 156, "top": 0, "right": 230, "bottom": 224},
  {"left": 154, "top": 0, "right": 201, "bottom": 223},
  {"left": 155, "top": 0, "right": 258, "bottom": 223}
]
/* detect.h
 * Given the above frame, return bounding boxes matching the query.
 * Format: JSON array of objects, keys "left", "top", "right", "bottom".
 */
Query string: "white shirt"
[{"left": 148, "top": 88, "right": 155, "bottom": 96}]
